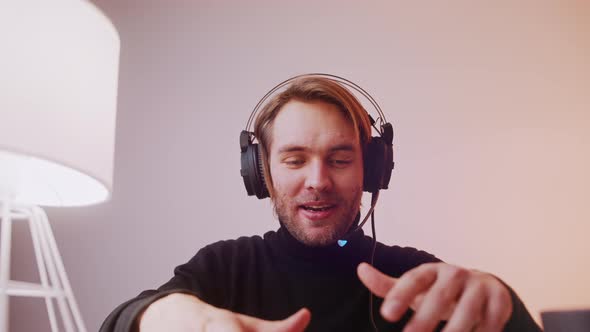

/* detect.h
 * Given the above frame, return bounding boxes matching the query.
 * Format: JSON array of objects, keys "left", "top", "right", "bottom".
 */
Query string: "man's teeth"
[{"left": 302, "top": 205, "right": 332, "bottom": 211}]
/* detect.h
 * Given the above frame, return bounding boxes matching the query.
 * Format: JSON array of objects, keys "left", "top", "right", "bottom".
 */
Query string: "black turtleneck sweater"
[{"left": 100, "top": 227, "right": 542, "bottom": 331}]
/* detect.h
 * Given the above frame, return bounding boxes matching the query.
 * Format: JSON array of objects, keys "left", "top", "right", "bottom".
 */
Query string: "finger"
[
  {"left": 440, "top": 281, "right": 486, "bottom": 332},
  {"left": 476, "top": 281, "right": 512, "bottom": 332},
  {"left": 381, "top": 264, "right": 438, "bottom": 322},
  {"left": 405, "top": 267, "right": 468, "bottom": 332},
  {"left": 248, "top": 308, "right": 311, "bottom": 332},
  {"left": 357, "top": 262, "right": 398, "bottom": 298},
  {"left": 278, "top": 308, "right": 311, "bottom": 332}
]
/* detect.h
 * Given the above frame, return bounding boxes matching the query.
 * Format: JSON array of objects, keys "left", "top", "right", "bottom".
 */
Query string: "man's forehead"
[
  {"left": 271, "top": 101, "right": 354, "bottom": 131},
  {"left": 269, "top": 100, "right": 359, "bottom": 152}
]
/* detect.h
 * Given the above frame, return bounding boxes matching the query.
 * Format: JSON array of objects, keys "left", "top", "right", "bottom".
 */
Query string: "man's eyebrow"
[
  {"left": 277, "top": 145, "right": 307, "bottom": 154},
  {"left": 328, "top": 144, "right": 356, "bottom": 152},
  {"left": 277, "top": 144, "right": 356, "bottom": 154}
]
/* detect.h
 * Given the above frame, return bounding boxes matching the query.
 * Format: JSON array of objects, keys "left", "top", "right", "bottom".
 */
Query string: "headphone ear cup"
[
  {"left": 381, "top": 136, "right": 394, "bottom": 190},
  {"left": 254, "top": 144, "right": 270, "bottom": 198},
  {"left": 240, "top": 142, "right": 270, "bottom": 199},
  {"left": 363, "top": 137, "right": 394, "bottom": 192},
  {"left": 363, "top": 138, "right": 381, "bottom": 193}
]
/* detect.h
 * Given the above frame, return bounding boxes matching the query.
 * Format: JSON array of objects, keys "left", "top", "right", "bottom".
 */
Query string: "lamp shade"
[{"left": 0, "top": 0, "right": 120, "bottom": 207}]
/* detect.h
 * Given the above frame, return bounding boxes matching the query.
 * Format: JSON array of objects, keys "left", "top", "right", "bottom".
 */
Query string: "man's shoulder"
[
  {"left": 373, "top": 241, "right": 442, "bottom": 277},
  {"left": 197, "top": 231, "right": 274, "bottom": 257},
  {"left": 374, "top": 241, "right": 439, "bottom": 259}
]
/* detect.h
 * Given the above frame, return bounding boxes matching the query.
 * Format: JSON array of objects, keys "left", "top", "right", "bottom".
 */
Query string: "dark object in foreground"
[{"left": 542, "top": 309, "right": 590, "bottom": 332}]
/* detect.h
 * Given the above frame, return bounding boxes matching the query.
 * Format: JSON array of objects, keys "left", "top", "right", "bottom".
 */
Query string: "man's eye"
[
  {"left": 331, "top": 159, "right": 352, "bottom": 166},
  {"left": 284, "top": 159, "right": 304, "bottom": 166}
]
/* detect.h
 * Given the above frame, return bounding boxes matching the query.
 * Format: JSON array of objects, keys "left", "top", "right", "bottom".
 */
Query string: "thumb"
[
  {"left": 250, "top": 308, "right": 310, "bottom": 332},
  {"left": 357, "top": 262, "right": 398, "bottom": 298},
  {"left": 276, "top": 308, "right": 311, "bottom": 332}
]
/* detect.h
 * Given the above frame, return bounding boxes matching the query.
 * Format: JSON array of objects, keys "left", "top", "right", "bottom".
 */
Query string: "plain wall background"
[{"left": 6, "top": 1, "right": 590, "bottom": 331}]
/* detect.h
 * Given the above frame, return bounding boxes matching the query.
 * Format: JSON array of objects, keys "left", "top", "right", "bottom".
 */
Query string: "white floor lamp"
[{"left": 0, "top": 1, "right": 120, "bottom": 331}]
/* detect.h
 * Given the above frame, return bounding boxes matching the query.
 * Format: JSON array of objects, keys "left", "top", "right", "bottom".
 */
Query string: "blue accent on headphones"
[{"left": 337, "top": 239, "right": 348, "bottom": 247}]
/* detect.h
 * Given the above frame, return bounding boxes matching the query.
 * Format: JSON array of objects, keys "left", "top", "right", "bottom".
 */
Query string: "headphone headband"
[{"left": 245, "top": 73, "right": 389, "bottom": 138}]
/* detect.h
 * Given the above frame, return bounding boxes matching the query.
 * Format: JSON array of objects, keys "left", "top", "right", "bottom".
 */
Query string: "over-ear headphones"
[{"left": 240, "top": 73, "right": 394, "bottom": 199}]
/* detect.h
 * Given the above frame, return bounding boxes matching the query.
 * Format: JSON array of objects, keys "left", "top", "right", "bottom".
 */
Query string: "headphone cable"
[{"left": 369, "top": 208, "right": 379, "bottom": 331}]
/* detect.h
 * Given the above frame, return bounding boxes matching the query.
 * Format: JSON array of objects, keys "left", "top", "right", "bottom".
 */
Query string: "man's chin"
[
  {"left": 289, "top": 223, "right": 343, "bottom": 247},
  {"left": 296, "top": 235, "right": 337, "bottom": 247},
  {"left": 278, "top": 210, "right": 355, "bottom": 247}
]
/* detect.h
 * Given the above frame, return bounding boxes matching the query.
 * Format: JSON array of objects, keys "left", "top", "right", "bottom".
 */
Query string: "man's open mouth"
[{"left": 299, "top": 204, "right": 336, "bottom": 212}]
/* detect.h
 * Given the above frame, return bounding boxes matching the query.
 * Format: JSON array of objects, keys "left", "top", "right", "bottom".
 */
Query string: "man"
[{"left": 101, "top": 75, "right": 542, "bottom": 331}]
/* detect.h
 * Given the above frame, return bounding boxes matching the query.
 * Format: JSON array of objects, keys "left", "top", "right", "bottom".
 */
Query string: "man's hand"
[
  {"left": 139, "top": 293, "right": 311, "bottom": 332},
  {"left": 357, "top": 262, "right": 512, "bottom": 332}
]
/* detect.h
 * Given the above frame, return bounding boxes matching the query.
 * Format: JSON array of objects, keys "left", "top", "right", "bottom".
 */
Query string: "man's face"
[{"left": 268, "top": 100, "right": 364, "bottom": 247}]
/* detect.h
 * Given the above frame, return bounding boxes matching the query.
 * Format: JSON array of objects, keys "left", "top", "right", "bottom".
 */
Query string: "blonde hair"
[{"left": 254, "top": 76, "right": 372, "bottom": 198}]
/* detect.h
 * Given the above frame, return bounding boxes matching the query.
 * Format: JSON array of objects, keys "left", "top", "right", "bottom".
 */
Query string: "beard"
[{"left": 273, "top": 186, "right": 363, "bottom": 247}]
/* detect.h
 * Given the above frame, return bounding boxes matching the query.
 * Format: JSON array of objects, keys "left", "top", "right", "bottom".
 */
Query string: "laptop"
[{"left": 541, "top": 309, "right": 590, "bottom": 332}]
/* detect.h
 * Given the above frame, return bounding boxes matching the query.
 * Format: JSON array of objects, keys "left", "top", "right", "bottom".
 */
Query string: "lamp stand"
[{"left": 0, "top": 201, "right": 86, "bottom": 332}]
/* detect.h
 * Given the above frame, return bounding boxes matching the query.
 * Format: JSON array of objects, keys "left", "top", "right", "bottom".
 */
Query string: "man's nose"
[{"left": 304, "top": 159, "right": 332, "bottom": 192}]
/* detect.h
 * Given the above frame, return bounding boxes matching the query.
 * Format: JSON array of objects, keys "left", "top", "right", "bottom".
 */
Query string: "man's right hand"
[{"left": 138, "top": 293, "right": 311, "bottom": 332}]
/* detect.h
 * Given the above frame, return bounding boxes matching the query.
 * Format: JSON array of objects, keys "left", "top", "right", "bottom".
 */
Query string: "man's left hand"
[{"left": 357, "top": 262, "right": 513, "bottom": 332}]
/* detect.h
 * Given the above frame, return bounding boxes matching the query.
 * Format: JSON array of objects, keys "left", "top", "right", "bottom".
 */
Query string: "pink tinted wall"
[{"left": 7, "top": 1, "right": 590, "bottom": 331}]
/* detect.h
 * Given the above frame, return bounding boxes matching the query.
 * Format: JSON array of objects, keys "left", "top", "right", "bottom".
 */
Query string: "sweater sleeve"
[
  {"left": 500, "top": 280, "right": 543, "bottom": 332},
  {"left": 98, "top": 289, "right": 199, "bottom": 332},
  {"left": 99, "top": 244, "right": 229, "bottom": 332}
]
